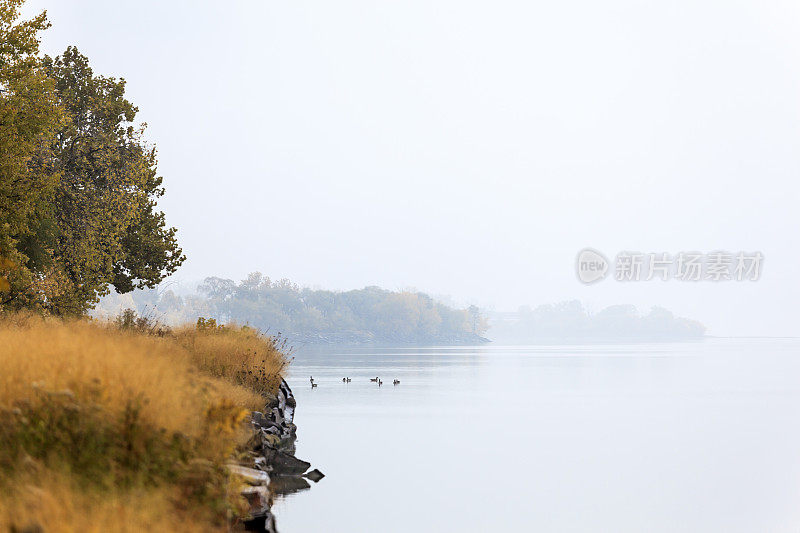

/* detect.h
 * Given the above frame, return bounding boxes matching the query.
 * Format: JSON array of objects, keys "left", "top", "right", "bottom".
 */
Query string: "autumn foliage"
[{"left": 0, "top": 0, "right": 184, "bottom": 315}]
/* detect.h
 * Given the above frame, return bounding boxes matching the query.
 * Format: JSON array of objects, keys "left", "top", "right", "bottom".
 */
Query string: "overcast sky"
[{"left": 24, "top": 0, "right": 800, "bottom": 335}]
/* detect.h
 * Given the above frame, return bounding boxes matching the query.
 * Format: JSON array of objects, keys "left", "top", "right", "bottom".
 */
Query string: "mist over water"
[
  {"left": 278, "top": 339, "right": 800, "bottom": 533},
  {"left": 23, "top": 0, "right": 800, "bottom": 337}
]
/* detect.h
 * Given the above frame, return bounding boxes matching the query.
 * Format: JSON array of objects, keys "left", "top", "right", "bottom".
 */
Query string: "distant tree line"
[
  {"left": 490, "top": 301, "right": 706, "bottom": 342},
  {"left": 96, "top": 273, "right": 490, "bottom": 345},
  {"left": 0, "top": 1, "right": 183, "bottom": 314}
]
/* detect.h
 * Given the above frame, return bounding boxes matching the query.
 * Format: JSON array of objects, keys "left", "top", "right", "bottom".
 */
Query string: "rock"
[
  {"left": 243, "top": 512, "right": 277, "bottom": 533},
  {"left": 250, "top": 411, "right": 267, "bottom": 427},
  {"left": 279, "top": 379, "right": 296, "bottom": 421},
  {"left": 303, "top": 468, "right": 325, "bottom": 482},
  {"left": 263, "top": 447, "right": 311, "bottom": 476},
  {"left": 240, "top": 484, "right": 270, "bottom": 504},
  {"left": 276, "top": 433, "right": 297, "bottom": 455},
  {"left": 239, "top": 377, "right": 318, "bottom": 532},
  {"left": 269, "top": 407, "right": 284, "bottom": 426},
  {"left": 253, "top": 456, "right": 268, "bottom": 471},
  {"left": 260, "top": 424, "right": 281, "bottom": 436},
  {"left": 228, "top": 464, "right": 269, "bottom": 486},
  {"left": 269, "top": 475, "right": 311, "bottom": 496},
  {"left": 276, "top": 388, "right": 286, "bottom": 406},
  {"left": 240, "top": 485, "right": 278, "bottom": 532},
  {"left": 261, "top": 433, "right": 281, "bottom": 448}
]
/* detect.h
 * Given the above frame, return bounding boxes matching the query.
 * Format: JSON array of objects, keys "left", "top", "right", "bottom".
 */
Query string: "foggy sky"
[{"left": 24, "top": 0, "right": 800, "bottom": 336}]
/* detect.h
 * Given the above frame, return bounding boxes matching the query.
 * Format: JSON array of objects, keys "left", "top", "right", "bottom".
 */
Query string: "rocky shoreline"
[{"left": 231, "top": 379, "right": 322, "bottom": 532}]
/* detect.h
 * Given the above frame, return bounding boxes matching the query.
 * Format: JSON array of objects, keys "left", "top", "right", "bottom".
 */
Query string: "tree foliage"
[
  {"left": 0, "top": 2, "right": 183, "bottom": 314},
  {"left": 0, "top": 0, "right": 62, "bottom": 305},
  {"left": 99, "top": 273, "right": 490, "bottom": 345}
]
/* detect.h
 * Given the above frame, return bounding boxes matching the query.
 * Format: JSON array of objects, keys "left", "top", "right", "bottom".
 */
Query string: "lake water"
[{"left": 274, "top": 338, "right": 800, "bottom": 533}]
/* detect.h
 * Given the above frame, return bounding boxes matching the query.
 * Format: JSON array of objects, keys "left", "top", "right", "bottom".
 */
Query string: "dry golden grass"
[
  {"left": 0, "top": 473, "right": 225, "bottom": 533},
  {"left": 174, "top": 320, "right": 289, "bottom": 397},
  {"left": 0, "top": 320, "right": 262, "bottom": 436},
  {"left": 0, "top": 314, "right": 287, "bottom": 532}
]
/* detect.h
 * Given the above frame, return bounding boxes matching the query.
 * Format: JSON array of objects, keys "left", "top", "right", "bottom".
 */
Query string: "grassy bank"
[{"left": 0, "top": 314, "right": 287, "bottom": 532}]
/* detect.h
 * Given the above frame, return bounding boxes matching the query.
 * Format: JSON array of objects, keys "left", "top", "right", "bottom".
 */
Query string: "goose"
[
  {"left": 369, "top": 377, "right": 379, "bottom": 382},
  {"left": 310, "top": 376, "right": 314, "bottom": 384},
  {"left": 346, "top": 377, "right": 352, "bottom": 383},
  {"left": 342, "top": 377, "right": 347, "bottom": 382},
  {"left": 378, "top": 379, "right": 383, "bottom": 386},
  {"left": 393, "top": 379, "right": 400, "bottom": 385},
  {"left": 311, "top": 382, "right": 318, "bottom": 388}
]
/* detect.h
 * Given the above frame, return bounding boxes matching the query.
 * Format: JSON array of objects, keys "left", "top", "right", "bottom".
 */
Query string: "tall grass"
[
  {"left": 175, "top": 318, "right": 289, "bottom": 397},
  {"left": 0, "top": 314, "right": 287, "bottom": 532}
]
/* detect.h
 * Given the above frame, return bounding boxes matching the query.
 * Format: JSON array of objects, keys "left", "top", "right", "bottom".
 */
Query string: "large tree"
[
  {"left": 0, "top": 1, "right": 184, "bottom": 314},
  {"left": 39, "top": 47, "right": 184, "bottom": 313}
]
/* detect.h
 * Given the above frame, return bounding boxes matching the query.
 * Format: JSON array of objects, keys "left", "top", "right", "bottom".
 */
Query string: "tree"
[
  {"left": 467, "top": 304, "right": 488, "bottom": 336},
  {"left": 0, "top": 1, "right": 63, "bottom": 307},
  {"left": 137, "top": 274, "right": 489, "bottom": 343},
  {"left": 0, "top": 10, "right": 185, "bottom": 315},
  {"left": 35, "top": 47, "right": 184, "bottom": 313}
]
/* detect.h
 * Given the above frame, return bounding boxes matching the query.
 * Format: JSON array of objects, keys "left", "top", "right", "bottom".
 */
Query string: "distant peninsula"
[
  {"left": 488, "top": 301, "right": 706, "bottom": 343},
  {"left": 94, "top": 273, "right": 489, "bottom": 345},
  {"left": 94, "top": 279, "right": 705, "bottom": 345}
]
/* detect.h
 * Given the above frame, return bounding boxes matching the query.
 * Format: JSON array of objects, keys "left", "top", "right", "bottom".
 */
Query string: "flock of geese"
[{"left": 309, "top": 376, "right": 400, "bottom": 388}]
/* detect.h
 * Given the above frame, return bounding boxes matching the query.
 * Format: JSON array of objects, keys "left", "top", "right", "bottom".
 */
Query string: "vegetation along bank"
[{"left": 0, "top": 313, "right": 316, "bottom": 532}]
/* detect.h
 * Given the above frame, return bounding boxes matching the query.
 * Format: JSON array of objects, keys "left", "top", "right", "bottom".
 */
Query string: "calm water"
[{"left": 274, "top": 339, "right": 800, "bottom": 532}]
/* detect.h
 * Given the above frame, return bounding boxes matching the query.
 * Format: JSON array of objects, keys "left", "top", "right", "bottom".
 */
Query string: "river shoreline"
[{"left": 235, "top": 379, "right": 321, "bottom": 532}]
